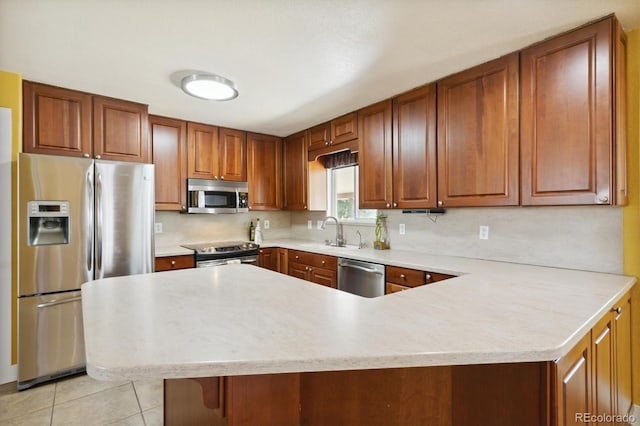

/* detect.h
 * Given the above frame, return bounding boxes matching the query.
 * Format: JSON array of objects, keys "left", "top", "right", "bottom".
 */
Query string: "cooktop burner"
[{"left": 181, "top": 241, "right": 259, "bottom": 258}]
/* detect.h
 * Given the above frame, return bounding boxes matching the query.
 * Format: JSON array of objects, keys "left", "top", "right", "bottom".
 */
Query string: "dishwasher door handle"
[{"left": 339, "top": 263, "right": 384, "bottom": 275}]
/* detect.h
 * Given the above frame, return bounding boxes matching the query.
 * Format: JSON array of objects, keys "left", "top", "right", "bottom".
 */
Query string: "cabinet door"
[
  {"left": 150, "top": 116, "right": 187, "bottom": 211},
  {"left": 331, "top": 112, "right": 358, "bottom": 145},
  {"left": 93, "top": 96, "right": 150, "bottom": 163},
  {"left": 555, "top": 333, "right": 591, "bottom": 426},
  {"left": 308, "top": 123, "right": 330, "bottom": 151},
  {"left": 23, "top": 81, "right": 93, "bottom": 158},
  {"left": 614, "top": 292, "right": 633, "bottom": 419},
  {"left": 288, "top": 262, "right": 308, "bottom": 281},
  {"left": 258, "top": 248, "right": 278, "bottom": 271},
  {"left": 592, "top": 311, "right": 615, "bottom": 423},
  {"left": 283, "top": 131, "right": 308, "bottom": 210},
  {"left": 309, "top": 268, "right": 336, "bottom": 288},
  {"left": 277, "top": 248, "right": 288, "bottom": 274},
  {"left": 437, "top": 53, "right": 519, "bottom": 207},
  {"left": 218, "top": 127, "right": 247, "bottom": 182},
  {"left": 247, "top": 133, "right": 282, "bottom": 210},
  {"left": 187, "top": 122, "right": 219, "bottom": 179},
  {"left": 358, "top": 100, "right": 393, "bottom": 209},
  {"left": 392, "top": 84, "right": 437, "bottom": 209},
  {"left": 521, "top": 18, "right": 613, "bottom": 205}
]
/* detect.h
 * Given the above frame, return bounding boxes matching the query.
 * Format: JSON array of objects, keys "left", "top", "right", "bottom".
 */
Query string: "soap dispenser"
[{"left": 255, "top": 218, "right": 263, "bottom": 244}]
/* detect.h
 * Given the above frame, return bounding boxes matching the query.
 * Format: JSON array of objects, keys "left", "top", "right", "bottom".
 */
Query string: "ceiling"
[{"left": 1, "top": 0, "right": 639, "bottom": 137}]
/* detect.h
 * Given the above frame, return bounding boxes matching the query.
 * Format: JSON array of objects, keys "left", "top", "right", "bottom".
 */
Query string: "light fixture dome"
[{"left": 180, "top": 73, "right": 238, "bottom": 101}]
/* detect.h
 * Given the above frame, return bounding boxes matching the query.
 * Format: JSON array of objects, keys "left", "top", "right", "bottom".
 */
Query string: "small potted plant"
[{"left": 373, "top": 213, "right": 388, "bottom": 250}]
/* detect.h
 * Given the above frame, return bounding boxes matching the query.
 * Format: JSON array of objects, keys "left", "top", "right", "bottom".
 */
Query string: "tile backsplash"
[{"left": 155, "top": 206, "right": 623, "bottom": 274}]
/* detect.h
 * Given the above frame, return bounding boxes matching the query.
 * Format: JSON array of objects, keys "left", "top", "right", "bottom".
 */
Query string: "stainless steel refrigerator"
[{"left": 17, "top": 153, "right": 154, "bottom": 390}]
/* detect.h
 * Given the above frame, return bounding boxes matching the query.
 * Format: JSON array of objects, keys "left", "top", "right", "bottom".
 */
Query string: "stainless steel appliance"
[
  {"left": 18, "top": 153, "right": 154, "bottom": 390},
  {"left": 182, "top": 241, "right": 259, "bottom": 267},
  {"left": 187, "top": 178, "right": 248, "bottom": 214},
  {"left": 337, "top": 258, "right": 385, "bottom": 298}
]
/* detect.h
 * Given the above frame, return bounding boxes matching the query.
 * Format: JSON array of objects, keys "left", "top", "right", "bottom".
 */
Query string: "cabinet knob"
[
  {"left": 214, "top": 176, "right": 218, "bottom": 180},
  {"left": 83, "top": 153, "right": 90, "bottom": 158},
  {"left": 171, "top": 260, "right": 176, "bottom": 266},
  {"left": 399, "top": 274, "right": 406, "bottom": 279},
  {"left": 95, "top": 155, "right": 101, "bottom": 159},
  {"left": 598, "top": 195, "right": 609, "bottom": 204},
  {"left": 612, "top": 306, "right": 622, "bottom": 314},
  {"left": 221, "top": 176, "right": 224, "bottom": 180},
  {"left": 182, "top": 205, "right": 186, "bottom": 210},
  {"left": 308, "top": 267, "right": 313, "bottom": 272},
  {"left": 329, "top": 140, "right": 333, "bottom": 145},
  {"left": 438, "top": 200, "right": 443, "bottom": 207},
  {"left": 425, "top": 273, "right": 432, "bottom": 281},
  {"left": 393, "top": 202, "right": 397, "bottom": 208},
  {"left": 321, "top": 260, "right": 325, "bottom": 265},
  {"left": 304, "top": 205, "right": 307, "bottom": 209},
  {"left": 325, "top": 141, "right": 330, "bottom": 146},
  {"left": 295, "top": 255, "right": 299, "bottom": 260},
  {"left": 386, "top": 203, "right": 390, "bottom": 208}
]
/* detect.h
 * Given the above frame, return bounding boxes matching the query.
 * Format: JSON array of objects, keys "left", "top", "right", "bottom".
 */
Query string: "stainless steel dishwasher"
[{"left": 337, "top": 258, "right": 385, "bottom": 298}]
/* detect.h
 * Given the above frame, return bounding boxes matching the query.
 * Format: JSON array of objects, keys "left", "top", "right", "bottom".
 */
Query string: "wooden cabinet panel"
[
  {"left": 331, "top": 112, "right": 358, "bottom": 145},
  {"left": 521, "top": 18, "right": 618, "bottom": 205},
  {"left": 385, "top": 283, "right": 410, "bottom": 294},
  {"left": 288, "top": 261, "right": 308, "bottom": 281},
  {"left": 93, "top": 96, "right": 149, "bottom": 163},
  {"left": 308, "top": 122, "right": 330, "bottom": 152},
  {"left": 155, "top": 255, "right": 195, "bottom": 272},
  {"left": 614, "top": 22, "right": 628, "bottom": 206},
  {"left": 386, "top": 265, "right": 454, "bottom": 293},
  {"left": 392, "top": 84, "right": 437, "bottom": 209},
  {"left": 614, "top": 291, "right": 633, "bottom": 418},
  {"left": 277, "top": 248, "right": 288, "bottom": 274},
  {"left": 247, "top": 133, "right": 282, "bottom": 210},
  {"left": 358, "top": 100, "right": 393, "bottom": 209},
  {"left": 283, "top": 131, "right": 308, "bottom": 210},
  {"left": 23, "top": 81, "right": 93, "bottom": 158},
  {"left": 591, "top": 312, "right": 615, "bottom": 422},
  {"left": 309, "top": 268, "right": 336, "bottom": 288},
  {"left": 287, "top": 250, "right": 337, "bottom": 288},
  {"left": 218, "top": 127, "right": 247, "bottom": 181},
  {"left": 437, "top": 53, "right": 519, "bottom": 207},
  {"left": 150, "top": 115, "right": 187, "bottom": 211},
  {"left": 555, "top": 333, "right": 591, "bottom": 426},
  {"left": 258, "top": 248, "right": 279, "bottom": 271},
  {"left": 187, "top": 122, "right": 219, "bottom": 179}
]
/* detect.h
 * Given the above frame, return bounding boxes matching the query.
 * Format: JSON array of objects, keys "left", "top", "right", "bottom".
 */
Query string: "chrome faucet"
[{"left": 321, "top": 216, "right": 345, "bottom": 247}]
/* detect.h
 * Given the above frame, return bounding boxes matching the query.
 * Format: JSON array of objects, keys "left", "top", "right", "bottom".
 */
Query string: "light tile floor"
[{"left": 0, "top": 374, "right": 163, "bottom": 425}]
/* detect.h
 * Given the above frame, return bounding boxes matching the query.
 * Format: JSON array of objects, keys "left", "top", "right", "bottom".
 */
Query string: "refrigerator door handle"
[
  {"left": 36, "top": 295, "right": 82, "bottom": 309},
  {"left": 96, "top": 172, "right": 103, "bottom": 279},
  {"left": 86, "top": 170, "right": 94, "bottom": 275}
]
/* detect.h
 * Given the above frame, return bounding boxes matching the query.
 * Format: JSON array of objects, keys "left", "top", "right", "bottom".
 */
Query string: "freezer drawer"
[{"left": 18, "top": 291, "right": 85, "bottom": 389}]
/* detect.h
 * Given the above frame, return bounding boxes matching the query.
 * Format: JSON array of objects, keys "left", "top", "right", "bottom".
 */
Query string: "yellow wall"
[
  {"left": 623, "top": 29, "right": 640, "bottom": 404},
  {"left": 0, "top": 70, "right": 22, "bottom": 364}
]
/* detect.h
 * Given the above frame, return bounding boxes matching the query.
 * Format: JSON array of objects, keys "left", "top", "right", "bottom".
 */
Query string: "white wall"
[
  {"left": 291, "top": 206, "right": 624, "bottom": 274},
  {"left": 0, "top": 108, "right": 16, "bottom": 384}
]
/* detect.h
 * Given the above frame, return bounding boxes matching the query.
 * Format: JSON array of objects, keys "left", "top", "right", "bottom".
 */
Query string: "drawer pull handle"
[
  {"left": 425, "top": 273, "right": 432, "bottom": 280},
  {"left": 171, "top": 260, "right": 176, "bottom": 266},
  {"left": 613, "top": 307, "right": 622, "bottom": 314},
  {"left": 321, "top": 260, "right": 326, "bottom": 265},
  {"left": 399, "top": 274, "right": 406, "bottom": 279},
  {"left": 295, "top": 255, "right": 299, "bottom": 260}
]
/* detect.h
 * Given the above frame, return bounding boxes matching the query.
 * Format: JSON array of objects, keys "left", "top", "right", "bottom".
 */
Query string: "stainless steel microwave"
[{"left": 187, "top": 179, "right": 249, "bottom": 213}]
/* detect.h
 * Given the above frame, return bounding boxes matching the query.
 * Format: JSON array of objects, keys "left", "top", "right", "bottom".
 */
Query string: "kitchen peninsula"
[{"left": 82, "top": 250, "right": 635, "bottom": 426}]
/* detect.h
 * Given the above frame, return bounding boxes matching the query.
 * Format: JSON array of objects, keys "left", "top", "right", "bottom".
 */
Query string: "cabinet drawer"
[
  {"left": 386, "top": 266, "right": 454, "bottom": 287},
  {"left": 386, "top": 283, "right": 411, "bottom": 294},
  {"left": 288, "top": 250, "right": 313, "bottom": 265},
  {"left": 308, "top": 254, "right": 337, "bottom": 270},
  {"left": 155, "top": 255, "right": 195, "bottom": 272}
]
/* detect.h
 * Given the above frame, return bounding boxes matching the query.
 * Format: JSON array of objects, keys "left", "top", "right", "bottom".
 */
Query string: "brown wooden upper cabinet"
[
  {"left": 520, "top": 16, "right": 627, "bottom": 206},
  {"left": 283, "top": 131, "right": 308, "bottom": 210},
  {"left": 358, "top": 100, "right": 393, "bottom": 209},
  {"left": 331, "top": 112, "right": 358, "bottom": 145},
  {"left": 308, "top": 122, "right": 331, "bottom": 152},
  {"left": 437, "top": 53, "right": 519, "bottom": 207},
  {"left": 93, "top": 96, "right": 150, "bottom": 163},
  {"left": 247, "top": 132, "right": 282, "bottom": 210},
  {"left": 150, "top": 115, "right": 187, "bottom": 211},
  {"left": 392, "top": 84, "right": 437, "bottom": 209},
  {"left": 24, "top": 81, "right": 150, "bottom": 163},
  {"left": 187, "top": 123, "right": 247, "bottom": 181}
]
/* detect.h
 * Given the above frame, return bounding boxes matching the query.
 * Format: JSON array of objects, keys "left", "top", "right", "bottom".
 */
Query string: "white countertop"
[{"left": 83, "top": 241, "right": 636, "bottom": 381}]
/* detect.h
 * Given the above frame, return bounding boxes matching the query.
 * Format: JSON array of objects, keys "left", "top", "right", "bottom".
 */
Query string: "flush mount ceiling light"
[{"left": 180, "top": 73, "right": 238, "bottom": 101}]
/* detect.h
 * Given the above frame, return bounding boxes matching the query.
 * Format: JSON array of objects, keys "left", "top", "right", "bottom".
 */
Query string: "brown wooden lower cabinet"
[
  {"left": 258, "top": 248, "right": 278, "bottom": 271},
  {"left": 287, "top": 249, "right": 337, "bottom": 288},
  {"left": 154, "top": 255, "right": 195, "bottom": 272}
]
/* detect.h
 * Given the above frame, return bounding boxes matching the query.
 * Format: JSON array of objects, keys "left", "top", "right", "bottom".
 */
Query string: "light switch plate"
[
  {"left": 399, "top": 224, "right": 405, "bottom": 235},
  {"left": 154, "top": 223, "right": 163, "bottom": 234},
  {"left": 479, "top": 225, "right": 489, "bottom": 240},
  {"left": 307, "top": 220, "right": 313, "bottom": 230},
  {"left": 264, "top": 220, "right": 270, "bottom": 229}
]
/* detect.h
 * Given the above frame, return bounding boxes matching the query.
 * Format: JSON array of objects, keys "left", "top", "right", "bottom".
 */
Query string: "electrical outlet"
[
  {"left": 307, "top": 220, "right": 312, "bottom": 230},
  {"left": 317, "top": 220, "right": 323, "bottom": 230},
  {"left": 399, "top": 224, "right": 406, "bottom": 235},
  {"left": 479, "top": 225, "right": 489, "bottom": 240},
  {"left": 264, "top": 220, "right": 270, "bottom": 229},
  {"left": 154, "top": 222, "right": 163, "bottom": 234}
]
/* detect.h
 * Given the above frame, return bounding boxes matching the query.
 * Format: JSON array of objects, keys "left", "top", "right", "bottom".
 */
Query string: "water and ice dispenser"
[{"left": 27, "top": 201, "right": 70, "bottom": 246}]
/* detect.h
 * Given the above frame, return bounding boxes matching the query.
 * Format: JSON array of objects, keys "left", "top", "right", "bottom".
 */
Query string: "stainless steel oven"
[
  {"left": 181, "top": 242, "right": 259, "bottom": 267},
  {"left": 187, "top": 179, "right": 249, "bottom": 214}
]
